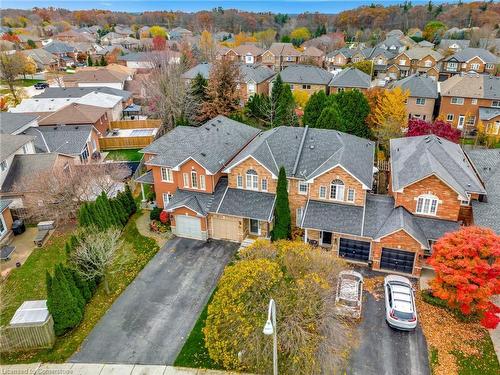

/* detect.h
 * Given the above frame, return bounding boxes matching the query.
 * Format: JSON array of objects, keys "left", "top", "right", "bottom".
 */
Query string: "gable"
[
  {"left": 307, "top": 164, "right": 369, "bottom": 190},
  {"left": 376, "top": 228, "right": 426, "bottom": 249},
  {"left": 399, "top": 174, "right": 461, "bottom": 199},
  {"left": 225, "top": 155, "right": 277, "bottom": 179}
]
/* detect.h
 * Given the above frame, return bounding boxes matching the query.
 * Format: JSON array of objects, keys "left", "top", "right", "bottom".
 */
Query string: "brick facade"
[
  {"left": 406, "top": 97, "right": 435, "bottom": 121},
  {"left": 439, "top": 97, "right": 496, "bottom": 132}
]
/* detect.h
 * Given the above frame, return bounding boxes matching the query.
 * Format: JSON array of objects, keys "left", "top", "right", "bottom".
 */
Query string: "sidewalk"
[
  {"left": 0, "top": 363, "right": 243, "bottom": 375},
  {"left": 489, "top": 295, "right": 500, "bottom": 363}
]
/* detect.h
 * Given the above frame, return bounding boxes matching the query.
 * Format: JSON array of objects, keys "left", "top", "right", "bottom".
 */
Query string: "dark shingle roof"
[
  {"left": 22, "top": 125, "right": 93, "bottom": 156},
  {"left": 212, "top": 187, "right": 275, "bottom": 221},
  {"left": 329, "top": 67, "right": 371, "bottom": 89},
  {"left": 0, "top": 199, "right": 12, "bottom": 212},
  {"left": 0, "top": 134, "right": 34, "bottom": 161},
  {"left": 446, "top": 48, "right": 498, "bottom": 64},
  {"left": 182, "top": 63, "right": 275, "bottom": 84},
  {"left": 226, "top": 127, "right": 375, "bottom": 188},
  {"left": 181, "top": 63, "right": 211, "bottom": 80},
  {"left": 466, "top": 149, "right": 500, "bottom": 233},
  {"left": 390, "top": 135, "right": 485, "bottom": 198},
  {"left": 0, "top": 113, "right": 38, "bottom": 135},
  {"left": 43, "top": 41, "right": 76, "bottom": 54},
  {"left": 279, "top": 65, "right": 333, "bottom": 85},
  {"left": 301, "top": 200, "right": 364, "bottom": 235},
  {"left": 142, "top": 116, "right": 260, "bottom": 174},
  {"left": 391, "top": 74, "right": 438, "bottom": 99},
  {"left": 479, "top": 107, "right": 500, "bottom": 121},
  {"left": 1, "top": 153, "right": 60, "bottom": 192}
]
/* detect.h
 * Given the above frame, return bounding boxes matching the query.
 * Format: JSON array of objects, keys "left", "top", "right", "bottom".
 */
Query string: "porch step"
[{"left": 238, "top": 237, "right": 256, "bottom": 252}]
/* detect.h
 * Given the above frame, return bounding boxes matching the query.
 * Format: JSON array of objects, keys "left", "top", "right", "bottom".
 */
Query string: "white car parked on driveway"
[{"left": 384, "top": 275, "right": 417, "bottom": 330}]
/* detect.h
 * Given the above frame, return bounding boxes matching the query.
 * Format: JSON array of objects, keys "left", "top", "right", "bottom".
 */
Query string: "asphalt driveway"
[
  {"left": 348, "top": 271, "right": 430, "bottom": 375},
  {"left": 70, "top": 237, "right": 238, "bottom": 365}
]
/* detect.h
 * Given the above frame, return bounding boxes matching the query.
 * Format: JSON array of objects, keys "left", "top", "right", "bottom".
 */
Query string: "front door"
[
  {"left": 321, "top": 231, "right": 332, "bottom": 246},
  {"left": 457, "top": 115, "right": 465, "bottom": 130},
  {"left": 249, "top": 219, "right": 260, "bottom": 235}
]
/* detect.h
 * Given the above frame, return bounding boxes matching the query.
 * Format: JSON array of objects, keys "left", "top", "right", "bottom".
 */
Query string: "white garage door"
[{"left": 175, "top": 215, "right": 202, "bottom": 240}]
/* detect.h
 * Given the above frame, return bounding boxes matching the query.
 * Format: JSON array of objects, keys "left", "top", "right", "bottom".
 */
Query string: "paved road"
[
  {"left": 70, "top": 237, "right": 238, "bottom": 365},
  {"left": 348, "top": 276, "right": 430, "bottom": 375}
]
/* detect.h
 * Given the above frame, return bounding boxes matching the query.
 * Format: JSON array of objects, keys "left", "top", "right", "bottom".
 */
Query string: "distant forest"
[{"left": 1, "top": 1, "right": 499, "bottom": 37}]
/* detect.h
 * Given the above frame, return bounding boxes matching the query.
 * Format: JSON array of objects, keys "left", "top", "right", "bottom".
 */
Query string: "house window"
[
  {"left": 486, "top": 63, "right": 494, "bottom": 70},
  {"left": 245, "top": 55, "right": 254, "bottom": 64},
  {"left": 0, "top": 160, "right": 7, "bottom": 172},
  {"left": 237, "top": 175, "right": 243, "bottom": 188},
  {"left": 347, "top": 188, "right": 355, "bottom": 202},
  {"left": 298, "top": 181, "right": 308, "bottom": 195},
  {"left": 261, "top": 178, "right": 268, "bottom": 191},
  {"left": 338, "top": 87, "right": 345, "bottom": 92},
  {"left": 163, "top": 193, "right": 171, "bottom": 209},
  {"left": 330, "top": 179, "right": 345, "bottom": 201},
  {"left": 471, "top": 98, "right": 477, "bottom": 105},
  {"left": 424, "top": 60, "right": 432, "bottom": 67},
  {"left": 183, "top": 173, "right": 189, "bottom": 188},
  {"left": 492, "top": 101, "right": 500, "bottom": 108},
  {"left": 302, "top": 84, "right": 311, "bottom": 90},
  {"left": 247, "top": 82, "right": 256, "bottom": 95},
  {"left": 191, "top": 171, "right": 198, "bottom": 188},
  {"left": 286, "top": 56, "right": 293, "bottom": 62},
  {"left": 296, "top": 207, "right": 303, "bottom": 227},
  {"left": 246, "top": 169, "right": 258, "bottom": 190},
  {"left": 0, "top": 214, "right": 5, "bottom": 236},
  {"left": 470, "top": 63, "right": 480, "bottom": 71},
  {"left": 416, "top": 194, "right": 439, "bottom": 215},
  {"left": 319, "top": 186, "right": 327, "bottom": 199},
  {"left": 416, "top": 98, "right": 426, "bottom": 106},
  {"left": 447, "top": 62, "right": 458, "bottom": 71},
  {"left": 446, "top": 114, "right": 454, "bottom": 122},
  {"left": 466, "top": 116, "right": 476, "bottom": 127},
  {"left": 460, "top": 194, "right": 471, "bottom": 206},
  {"left": 161, "top": 167, "right": 173, "bottom": 182},
  {"left": 199, "top": 175, "right": 206, "bottom": 190},
  {"left": 451, "top": 97, "right": 464, "bottom": 105},
  {"left": 399, "top": 59, "right": 406, "bottom": 65},
  {"left": 289, "top": 84, "right": 294, "bottom": 90}
]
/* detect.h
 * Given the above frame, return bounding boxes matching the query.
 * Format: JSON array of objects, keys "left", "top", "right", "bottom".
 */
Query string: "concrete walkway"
[
  {"left": 0, "top": 363, "right": 242, "bottom": 374},
  {"left": 135, "top": 210, "right": 171, "bottom": 248},
  {"left": 0, "top": 227, "right": 39, "bottom": 279},
  {"left": 489, "top": 295, "right": 500, "bottom": 363}
]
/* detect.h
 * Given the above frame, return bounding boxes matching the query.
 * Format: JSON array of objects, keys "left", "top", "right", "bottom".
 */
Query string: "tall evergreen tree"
[
  {"left": 100, "top": 55, "right": 107, "bottom": 66},
  {"left": 124, "top": 184, "right": 136, "bottom": 215},
  {"left": 271, "top": 167, "right": 291, "bottom": 241},
  {"left": 61, "top": 265, "right": 85, "bottom": 311},
  {"left": 331, "top": 90, "right": 370, "bottom": 138},
  {"left": 69, "top": 268, "right": 92, "bottom": 302},
  {"left": 270, "top": 74, "right": 284, "bottom": 104},
  {"left": 303, "top": 90, "right": 328, "bottom": 126},
  {"left": 87, "top": 55, "right": 93, "bottom": 67},
  {"left": 275, "top": 84, "right": 298, "bottom": 126}
]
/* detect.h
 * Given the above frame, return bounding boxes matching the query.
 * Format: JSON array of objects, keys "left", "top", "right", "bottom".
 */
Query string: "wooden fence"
[
  {"left": 0, "top": 316, "right": 55, "bottom": 352},
  {"left": 110, "top": 119, "right": 161, "bottom": 129},
  {"left": 99, "top": 135, "right": 154, "bottom": 150}
]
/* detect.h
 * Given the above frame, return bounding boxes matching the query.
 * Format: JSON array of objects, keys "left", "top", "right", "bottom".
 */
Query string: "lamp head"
[{"left": 263, "top": 319, "right": 274, "bottom": 335}]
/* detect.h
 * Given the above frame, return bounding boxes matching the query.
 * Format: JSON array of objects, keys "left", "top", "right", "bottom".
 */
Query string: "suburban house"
[
  {"left": 261, "top": 43, "right": 302, "bottom": 71},
  {"left": 276, "top": 65, "right": 333, "bottom": 94},
  {"left": 478, "top": 107, "right": 500, "bottom": 137},
  {"left": 216, "top": 44, "right": 265, "bottom": 65},
  {"left": 329, "top": 67, "right": 371, "bottom": 93},
  {"left": 325, "top": 47, "right": 354, "bottom": 73},
  {"left": 0, "top": 199, "right": 14, "bottom": 244},
  {"left": 439, "top": 73, "right": 500, "bottom": 134},
  {"left": 301, "top": 32, "right": 345, "bottom": 52},
  {"left": 54, "top": 29, "right": 95, "bottom": 43},
  {"left": 387, "top": 47, "right": 442, "bottom": 79},
  {"left": 117, "top": 51, "right": 181, "bottom": 70},
  {"left": 22, "top": 124, "right": 100, "bottom": 163},
  {"left": 299, "top": 46, "right": 325, "bottom": 67},
  {"left": 181, "top": 63, "right": 276, "bottom": 103},
  {"left": 466, "top": 149, "right": 500, "bottom": 234},
  {"left": 376, "top": 36, "right": 408, "bottom": 53},
  {"left": 0, "top": 113, "right": 39, "bottom": 135},
  {"left": 138, "top": 116, "right": 261, "bottom": 241},
  {"left": 63, "top": 64, "right": 134, "bottom": 90},
  {"left": 440, "top": 48, "right": 498, "bottom": 79},
  {"left": 43, "top": 41, "right": 77, "bottom": 67},
  {"left": 390, "top": 74, "right": 438, "bottom": 121},
  {"left": 0, "top": 134, "right": 36, "bottom": 193},
  {"left": 437, "top": 39, "right": 470, "bottom": 53},
  {"left": 20, "top": 49, "right": 58, "bottom": 72},
  {"left": 33, "top": 86, "right": 133, "bottom": 109},
  {"left": 362, "top": 47, "right": 397, "bottom": 77},
  {"left": 169, "top": 27, "right": 193, "bottom": 41}
]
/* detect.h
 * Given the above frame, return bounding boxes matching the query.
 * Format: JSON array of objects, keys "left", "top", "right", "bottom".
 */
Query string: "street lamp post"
[{"left": 263, "top": 298, "right": 278, "bottom": 375}]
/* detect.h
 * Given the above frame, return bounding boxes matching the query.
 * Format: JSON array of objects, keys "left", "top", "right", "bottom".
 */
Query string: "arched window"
[
  {"left": 246, "top": 169, "right": 259, "bottom": 190},
  {"left": 330, "top": 179, "right": 345, "bottom": 201},
  {"left": 416, "top": 194, "right": 438, "bottom": 215}
]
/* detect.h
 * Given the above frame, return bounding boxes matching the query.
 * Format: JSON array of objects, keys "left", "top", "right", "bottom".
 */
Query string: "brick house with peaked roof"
[
  {"left": 261, "top": 43, "right": 301, "bottom": 71},
  {"left": 276, "top": 64, "right": 333, "bottom": 95},
  {"left": 440, "top": 48, "right": 498, "bottom": 80},
  {"left": 390, "top": 74, "right": 438, "bottom": 121}
]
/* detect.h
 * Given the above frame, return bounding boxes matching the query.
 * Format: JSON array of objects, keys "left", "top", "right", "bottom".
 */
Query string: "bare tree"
[
  {"left": 14, "top": 162, "right": 130, "bottom": 224},
  {"left": 46, "top": 65, "right": 65, "bottom": 87},
  {"left": 143, "top": 51, "right": 189, "bottom": 134},
  {"left": 70, "top": 228, "right": 122, "bottom": 294}
]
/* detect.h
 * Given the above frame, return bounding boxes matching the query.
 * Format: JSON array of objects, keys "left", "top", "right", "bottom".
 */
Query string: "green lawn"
[
  {"left": 0, "top": 212, "right": 159, "bottom": 364},
  {"left": 105, "top": 149, "right": 143, "bottom": 162},
  {"left": 454, "top": 335, "right": 500, "bottom": 375},
  {"left": 0, "top": 79, "right": 45, "bottom": 87},
  {"left": 174, "top": 291, "right": 221, "bottom": 369}
]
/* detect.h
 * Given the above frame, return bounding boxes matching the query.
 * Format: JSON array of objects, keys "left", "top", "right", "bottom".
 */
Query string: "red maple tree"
[
  {"left": 407, "top": 118, "right": 462, "bottom": 143},
  {"left": 428, "top": 226, "right": 500, "bottom": 328},
  {"left": 152, "top": 35, "right": 166, "bottom": 51},
  {"left": 1, "top": 33, "right": 21, "bottom": 43}
]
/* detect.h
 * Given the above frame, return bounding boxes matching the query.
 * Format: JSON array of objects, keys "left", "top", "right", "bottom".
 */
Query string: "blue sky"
[{"left": 2, "top": 1, "right": 471, "bottom": 14}]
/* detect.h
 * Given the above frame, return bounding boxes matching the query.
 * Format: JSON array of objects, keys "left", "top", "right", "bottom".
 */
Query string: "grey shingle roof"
[
  {"left": 142, "top": 116, "right": 260, "bottom": 174},
  {"left": 240, "top": 64, "right": 275, "bottom": 84},
  {"left": 391, "top": 74, "right": 438, "bottom": 99},
  {"left": 226, "top": 127, "right": 375, "bottom": 188},
  {"left": 22, "top": 125, "right": 93, "bottom": 156},
  {"left": 329, "top": 67, "right": 371, "bottom": 89},
  {"left": 135, "top": 170, "right": 153, "bottom": 184},
  {"left": 390, "top": 135, "right": 486, "bottom": 198},
  {"left": 466, "top": 149, "right": 500, "bottom": 233},
  {"left": 166, "top": 188, "right": 215, "bottom": 216},
  {"left": 446, "top": 48, "right": 498, "bottom": 64},
  {"left": 301, "top": 200, "right": 364, "bottom": 235},
  {"left": 34, "top": 87, "right": 131, "bottom": 100},
  {"left": 181, "top": 63, "right": 211, "bottom": 80},
  {"left": 479, "top": 107, "right": 500, "bottom": 121},
  {"left": 375, "top": 206, "right": 428, "bottom": 246},
  {"left": 0, "top": 113, "right": 38, "bottom": 135},
  {"left": 279, "top": 65, "right": 333, "bottom": 85},
  {"left": 440, "top": 74, "right": 500, "bottom": 100},
  {"left": 0, "top": 134, "right": 34, "bottom": 161},
  {"left": 1, "top": 153, "right": 60, "bottom": 192},
  {"left": 212, "top": 187, "right": 276, "bottom": 221},
  {"left": 43, "top": 41, "right": 76, "bottom": 54},
  {"left": 0, "top": 199, "right": 12, "bottom": 212}
]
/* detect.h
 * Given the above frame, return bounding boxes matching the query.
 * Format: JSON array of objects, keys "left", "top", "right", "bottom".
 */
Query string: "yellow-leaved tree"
[
  {"left": 371, "top": 86, "right": 409, "bottom": 152},
  {"left": 199, "top": 30, "right": 216, "bottom": 62},
  {"left": 234, "top": 32, "right": 257, "bottom": 47},
  {"left": 292, "top": 89, "right": 310, "bottom": 109}
]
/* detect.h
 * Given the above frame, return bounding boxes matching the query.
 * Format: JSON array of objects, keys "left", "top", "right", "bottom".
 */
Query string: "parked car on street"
[
  {"left": 34, "top": 82, "right": 49, "bottom": 89},
  {"left": 384, "top": 275, "right": 417, "bottom": 330},
  {"left": 335, "top": 270, "right": 364, "bottom": 318}
]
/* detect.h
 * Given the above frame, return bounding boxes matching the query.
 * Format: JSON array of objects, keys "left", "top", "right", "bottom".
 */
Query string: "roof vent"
[
  {"left": 200, "top": 152, "right": 206, "bottom": 157},
  {"left": 205, "top": 127, "right": 210, "bottom": 131},
  {"left": 310, "top": 145, "right": 315, "bottom": 149}
]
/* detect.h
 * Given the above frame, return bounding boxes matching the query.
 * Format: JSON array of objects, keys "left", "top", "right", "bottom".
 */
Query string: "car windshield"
[{"left": 394, "top": 310, "right": 414, "bottom": 320}]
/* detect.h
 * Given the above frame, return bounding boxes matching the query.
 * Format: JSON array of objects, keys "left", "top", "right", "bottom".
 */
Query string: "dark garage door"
[
  {"left": 380, "top": 248, "right": 415, "bottom": 274},
  {"left": 339, "top": 238, "right": 370, "bottom": 262}
]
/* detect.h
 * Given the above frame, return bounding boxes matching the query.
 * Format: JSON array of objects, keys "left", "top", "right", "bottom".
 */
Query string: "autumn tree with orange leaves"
[{"left": 428, "top": 226, "right": 500, "bottom": 329}]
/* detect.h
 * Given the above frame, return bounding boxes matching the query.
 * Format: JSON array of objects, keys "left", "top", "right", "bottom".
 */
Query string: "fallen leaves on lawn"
[
  {"left": 416, "top": 292, "right": 485, "bottom": 375},
  {"left": 363, "top": 276, "right": 384, "bottom": 300}
]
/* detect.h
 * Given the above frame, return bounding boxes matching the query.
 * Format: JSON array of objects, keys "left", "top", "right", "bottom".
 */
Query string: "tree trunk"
[{"left": 103, "top": 277, "right": 110, "bottom": 295}]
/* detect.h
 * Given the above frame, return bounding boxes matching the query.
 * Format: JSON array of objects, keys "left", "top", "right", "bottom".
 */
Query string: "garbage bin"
[{"left": 12, "top": 219, "right": 25, "bottom": 235}]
